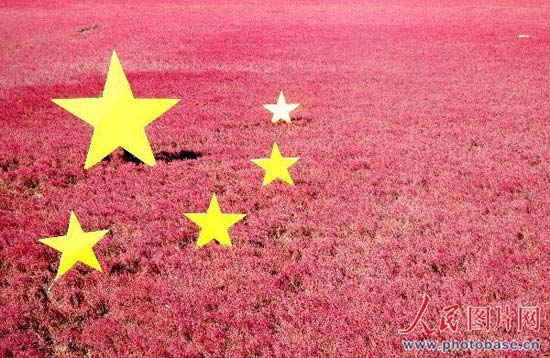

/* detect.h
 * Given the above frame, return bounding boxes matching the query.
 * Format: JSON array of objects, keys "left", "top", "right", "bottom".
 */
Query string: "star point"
[
  {"left": 252, "top": 142, "right": 299, "bottom": 186},
  {"left": 39, "top": 211, "right": 109, "bottom": 278},
  {"left": 184, "top": 194, "right": 246, "bottom": 248},
  {"left": 52, "top": 50, "right": 180, "bottom": 169},
  {"left": 263, "top": 90, "right": 299, "bottom": 123}
]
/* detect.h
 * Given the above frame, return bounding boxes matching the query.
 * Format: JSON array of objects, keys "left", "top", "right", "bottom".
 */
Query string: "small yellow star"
[
  {"left": 39, "top": 211, "right": 109, "bottom": 278},
  {"left": 263, "top": 91, "right": 299, "bottom": 123},
  {"left": 52, "top": 50, "right": 180, "bottom": 169},
  {"left": 184, "top": 194, "right": 246, "bottom": 248},
  {"left": 252, "top": 142, "right": 299, "bottom": 186}
]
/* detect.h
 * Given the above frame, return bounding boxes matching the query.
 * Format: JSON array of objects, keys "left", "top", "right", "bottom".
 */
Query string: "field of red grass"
[{"left": 0, "top": 1, "right": 549, "bottom": 356}]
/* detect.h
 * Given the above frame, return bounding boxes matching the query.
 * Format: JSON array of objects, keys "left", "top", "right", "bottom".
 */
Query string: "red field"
[{"left": 0, "top": 1, "right": 549, "bottom": 356}]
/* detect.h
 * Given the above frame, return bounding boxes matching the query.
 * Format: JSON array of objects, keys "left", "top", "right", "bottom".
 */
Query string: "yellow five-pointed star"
[
  {"left": 39, "top": 211, "right": 109, "bottom": 278},
  {"left": 184, "top": 194, "right": 246, "bottom": 248},
  {"left": 252, "top": 142, "right": 299, "bottom": 185},
  {"left": 263, "top": 91, "right": 299, "bottom": 123},
  {"left": 52, "top": 50, "right": 180, "bottom": 169}
]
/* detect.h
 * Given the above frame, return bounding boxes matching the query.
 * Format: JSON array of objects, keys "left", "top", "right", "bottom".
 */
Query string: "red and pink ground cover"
[{"left": 0, "top": 1, "right": 549, "bottom": 356}]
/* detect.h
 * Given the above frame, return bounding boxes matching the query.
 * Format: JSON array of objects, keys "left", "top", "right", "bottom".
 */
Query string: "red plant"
[{"left": 0, "top": 1, "right": 548, "bottom": 356}]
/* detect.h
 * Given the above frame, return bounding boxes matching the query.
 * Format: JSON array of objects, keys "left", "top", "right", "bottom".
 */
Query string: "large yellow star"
[
  {"left": 184, "top": 194, "right": 246, "bottom": 248},
  {"left": 52, "top": 50, "right": 180, "bottom": 169},
  {"left": 39, "top": 211, "right": 109, "bottom": 278},
  {"left": 263, "top": 90, "right": 299, "bottom": 123},
  {"left": 252, "top": 142, "right": 299, "bottom": 185}
]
